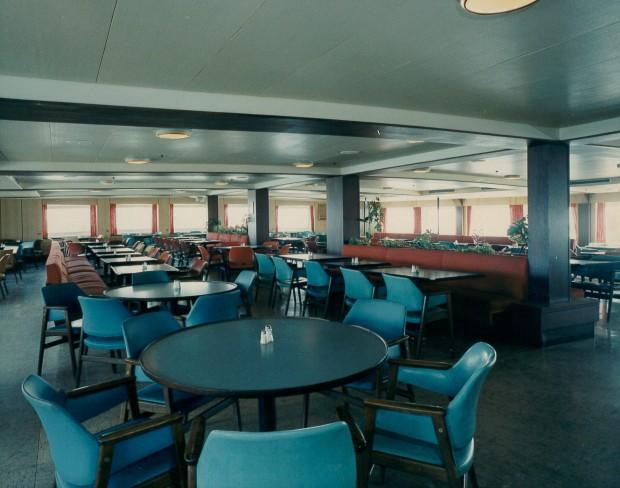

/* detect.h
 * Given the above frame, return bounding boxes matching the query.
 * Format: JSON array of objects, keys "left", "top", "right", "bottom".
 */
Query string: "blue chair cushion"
[
  {"left": 83, "top": 335, "right": 125, "bottom": 350},
  {"left": 372, "top": 409, "right": 474, "bottom": 476}
]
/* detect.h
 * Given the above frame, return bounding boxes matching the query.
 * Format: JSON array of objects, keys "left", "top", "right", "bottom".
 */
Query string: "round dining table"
[
  {"left": 104, "top": 280, "right": 237, "bottom": 302},
  {"left": 140, "top": 317, "right": 388, "bottom": 431}
]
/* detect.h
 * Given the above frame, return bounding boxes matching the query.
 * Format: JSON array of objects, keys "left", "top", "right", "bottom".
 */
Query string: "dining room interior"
[{"left": 2, "top": 1, "right": 620, "bottom": 487}]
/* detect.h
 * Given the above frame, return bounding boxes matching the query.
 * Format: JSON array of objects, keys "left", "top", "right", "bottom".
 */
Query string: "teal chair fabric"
[
  {"left": 196, "top": 422, "right": 356, "bottom": 488},
  {"left": 342, "top": 299, "right": 407, "bottom": 392},
  {"left": 272, "top": 256, "right": 307, "bottom": 316},
  {"left": 370, "top": 342, "right": 496, "bottom": 482},
  {"left": 302, "top": 261, "right": 333, "bottom": 317},
  {"left": 22, "top": 374, "right": 181, "bottom": 488},
  {"left": 235, "top": 270, "right": 257, "bottom": 316},
  {"left": 340, "top": 268, "right": 374, "bottom": 309},
  {"left": 186, "top": 290, "right": 242, "bottom": 327},
  {"left": 76, "top": 297, "right": 132, "bottom": 386},
  {"left": 131, "top": 270, "right": 170, "bottom": 286},
  {"left": 255, "top": 252, "right": 275, "bottom": 303}
]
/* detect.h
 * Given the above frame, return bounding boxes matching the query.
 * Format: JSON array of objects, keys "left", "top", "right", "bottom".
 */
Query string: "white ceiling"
[{"left": 2, "top": 1, "right": 620, "bottom": 200}]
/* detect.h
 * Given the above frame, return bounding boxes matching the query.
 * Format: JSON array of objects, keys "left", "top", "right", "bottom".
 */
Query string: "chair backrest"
[
  {"left": 197, "top": 422, "right": 356, "bottom": 488},
  {"left": 41, "top": 282, "right": 86, "bottom": 321},
  {"left": 228, "top": 247, "right": 255, "bottom": 269},
  {"left": 186, "top": 290, "right": 242, "bottom": 327},
  {"left": 159, "top": 251, "right": 172, "bottom": 264},
  {"left": 197, "top": 245, "right": 211, "bottom": 261},
  {"left": 341, "top": 268, "right": 374, "bottom": 301},
  {"left": 0, "top": 253, "right": 11, "bottom": 273},
  {"left": 272, "top": 256, "right": 293, "bottom": 284},
  {"left": 304, "top": 261, "right": 330, "bottom": 288},
  {"left": 445, "top": 343, "right": 496, "bottom": 451},
  {"left": 383, "top": 273, "right": 424, "bottom": 312},
  {"left": 78, "top": 296, "right": 132, "bottom": 338},
  {"left": 255, "top": 253, "right": 275, "bottom": 277},
  {"left": 122, "top": 310, "right": 181, "bottom": 359},
  {"left": 189, "top": 259, "right": 208, "bottom": 278},
  {"left": 66, "top": 242, "right": 84, "bottom": 257},
  {"left": 132, "top": 270, "right": 171, "bottom": 286},
  {"left": 278, "top": 244, "right": 291, "bottom": 255},
  {"left": 343, "top": 298, "right": 406, "bottom": 342},
  {"left": 22, "top": 375, "right": 100, "bottom": 486},
  {"left": 235, "top": 270, "right": 257, "bottom": 302}
]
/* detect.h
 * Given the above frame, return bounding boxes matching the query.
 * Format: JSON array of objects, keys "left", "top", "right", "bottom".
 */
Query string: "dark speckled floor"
[{"left": 1, "top": 265, "right": 618, "bottom": 487}]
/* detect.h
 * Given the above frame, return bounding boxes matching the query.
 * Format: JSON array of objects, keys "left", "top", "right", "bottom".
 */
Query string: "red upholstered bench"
[{"left": 46, "top": 241, "right": 107, "bottom": 295}]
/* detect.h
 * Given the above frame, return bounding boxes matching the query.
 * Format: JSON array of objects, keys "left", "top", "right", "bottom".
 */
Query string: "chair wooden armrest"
[
  {"left": 184, "top": 416, "right": 207, "bottom": 465},
  {"left": 364, "top": 398, "right": 446, "bottom": 418},
  {"left": 388, "top": 358, "right": 453, "bottom": 370},
  {"left": 98, "top": 412, "right": 184, "bottom": 445},
  {"left": 336, "top": 406, "right": 367, "bottom": 453},
  {"left": 66, "top": 376, "right": 137, "bottom": 398},
  {"left": 124, "top": 357, "right": 140, "bottom": 366},
  {"left": 386, "top": 335, "right": 409, "bottom": 347},
  {"left": 43, "top": 305, "right": 69, "bottom": 311}
]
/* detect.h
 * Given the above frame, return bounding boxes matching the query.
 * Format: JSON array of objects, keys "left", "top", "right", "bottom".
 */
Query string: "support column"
[
  {"left": 577, "top": 202, "right": 591, "bottom": 246},
  {"left": 207, "top": 195, "right": 219, "bottom": 230},
  {"left": 527, "top": 141, "right": 570, "bottom": 304},
  {"left": 455, "top": 205, "right": 464, "bottom": 236},
  {"left": 326, "top": 176, "right": 360, "bottom": 254},
  {"left": 247, "top": 189, "right": 269, "bottom": 245},
  {"left": 516, "top": 141, "right": 597, "bottom": 347}
]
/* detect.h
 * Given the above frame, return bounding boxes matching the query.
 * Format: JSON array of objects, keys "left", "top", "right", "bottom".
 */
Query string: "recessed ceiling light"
[
  {"left": 231, "top": 175, "right": 250, "bottom": 181},
  {"left": 407, "top": 140, "right": 424, "bottom": 144},
  {"left": 382, "top": 186, "right": 394, "bottom": 190},
  {"left": 460, "top": 0, "right": 538, "bottom": 15},
  {"left": 294, "top": 161, "right": 314, "bottom": 168},
  {"left": 215, "top": 181, "right": 229, "bottom": 186},
  {"left": 413, "top": 167, "right": 432, "bottom": 173},
  {"left": 504, "top": 174, "right": 521, "bottom": 180},
  {"left": 155, "top": 129, "right": 192, "bottom": 140},
  {"left": 339, "top": 150, "right": 360, "bottom": 155},
  {"left": 101, "top": 178, "right": 115, "bottom": 185},
  {"left": 125, "top": 158, "right": 151, "bottom": 165}
]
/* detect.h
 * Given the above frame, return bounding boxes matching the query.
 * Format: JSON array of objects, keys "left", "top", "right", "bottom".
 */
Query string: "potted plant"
[{"left": 507, "top": 216, "right": 528, "bottom": 248}]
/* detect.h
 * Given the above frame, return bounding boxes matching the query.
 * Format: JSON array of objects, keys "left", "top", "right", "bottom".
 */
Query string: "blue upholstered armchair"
[{"left": 22, "top": 374, "right": 186, "bottom": 488}]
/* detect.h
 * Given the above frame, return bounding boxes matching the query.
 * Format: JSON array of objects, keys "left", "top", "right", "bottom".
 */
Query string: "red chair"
[
  {"left": 278, "top": 244, "right": 291, "bottom": 255},
  {"left": 65, "top": 242, "right": 85, "bottom": 257},
  {"left": 226, "top": 247, "right": 255, "bottom": 279}
]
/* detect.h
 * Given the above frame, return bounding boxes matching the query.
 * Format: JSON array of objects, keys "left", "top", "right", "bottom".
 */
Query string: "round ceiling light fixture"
[
  {"left": 407, "top": 140, "right": 424, "bottom": 144},
  {"left": 339, "top": 150, "right": 360, "bottom": 155},
  {"left": 413, "top": 167, "right": 432, "bottom": 174},
  {"left": 155, "top": 129, "right": 192, "bottom": 140},
  {"left": 125, "top": 157, "right": 151, "bottom": 165},
  {"left": 460, "top": 0, "right": 538, "bottom": 15},
  {"left": 294, "top": 161, "right": 314, "bottom": 168},
  {"left": 503, "top": 174, "right": 521, "bottom": 180}
]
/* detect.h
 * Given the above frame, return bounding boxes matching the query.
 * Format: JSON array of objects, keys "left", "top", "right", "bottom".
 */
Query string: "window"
[
  {"left": 173, "top": 204, "right": 207, "bottom": 232},
  {"left": 469, "top": 205, "right": 510, "bottom": 236},
  {"left": 277, "top": 205, "right": 312, "bottom": 232},
  {"left": 385, "top": 207, "right": 414, "bottom": 233},
  {"left": 604, "top": 202, "right": 620, "bottom": 244},
  {"left": 225, "top": 203, "right": 247, "bottom": 228},
  {"left": 47, "top": 205, "right": 91, "bottom": 237},
  {"left": 421, "top": 206, "right": 457, "bottom": 234},
  {"left": 116, "top": 204, "right": 153, "bottom": 234}
]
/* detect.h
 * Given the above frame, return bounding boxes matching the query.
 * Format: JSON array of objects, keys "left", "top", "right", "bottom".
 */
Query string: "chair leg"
[
  {"left": 284, "top": 287, "right": 293, "bottom": 316},
  {"left": 302, "top": 393, "right": 310, "bottom": 427},
  {"left": 109, "top": 350, "right": 118, "bottom": 374},
  {"left": 37, "top": 315, "right": 48, "bottom": 375},
  {"left": 302, "top": 295, "right": 309, "bottom": 317},
  {"left": 415, "top": 297, "right": 428, "bottom": 358},
  {"left": 75, "top": 339, "right": 86, "bottom": 387},
  {"left": 234, "top": 399, "right": 243, "bottom": 431},
  {"left": 66, "top": 332, "right": 77, "bottom": 378},
  {"left": 447, "top": 294, "right": 455, "bottom": 358}
]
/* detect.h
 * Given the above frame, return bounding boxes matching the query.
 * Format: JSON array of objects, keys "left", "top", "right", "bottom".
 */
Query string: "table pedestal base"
[{"left": 258, "top": 396, "right": 276, "bottom": 431}]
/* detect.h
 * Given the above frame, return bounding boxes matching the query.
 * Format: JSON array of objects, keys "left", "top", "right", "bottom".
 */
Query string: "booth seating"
[
  {"left": 207, "top": 232, "right": 249, "bottom": 246},
  {"left": 342, "top": 245, "right": 528, "bottom": 328},
  {"left": 45, "top": 241, "right": 107, "bottom": 295}
]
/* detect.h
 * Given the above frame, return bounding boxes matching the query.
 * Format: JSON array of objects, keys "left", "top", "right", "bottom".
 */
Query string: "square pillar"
[
  {"left": 207, "top": 195, "right": 219, "bottom": 230},
  {"left": 455, "top": 206, "right": 464, "bottom": 236},
  {"left": 326, "top": 176, "right": 360, "bottom": 254},
  {"left": 248, "top": 189, "right": 269, "bottom": 245},
  {"left": 577, "top": 202, "right": 591, "bottom": 246},
  {"left": 527, "top": 141, "right": 570, "bottom": 304}
]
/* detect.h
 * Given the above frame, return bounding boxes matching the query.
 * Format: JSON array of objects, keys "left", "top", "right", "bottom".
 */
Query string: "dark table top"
[
  {"left": 92, "top": 247, "right": 135, "bottom": 254},
  {"left": 110, "top": 263, "right": 178, "bottom": 276},
  {"left": 324, "top": 259, "right": 392, "bottom": 269},
  {"left": 140, "top": 318, "right": 387, "bottom": 398},
  {"left": 212, "top": 245, "right": 264, "bottom": 252},
  {"left": 105, "top": 280, "right": 237, "bottom": 302},
  {"left": 280, "top": 253, "right": 345, "bottom": 262},
  {"left": 364, "top": 266, "right": 484, "bottom": 282},
  {"left": 100, "top": 256, "right": 157, "bottom": 265},
  {"left": 88, "top": 243, "right": 124, "bottom": 249}
]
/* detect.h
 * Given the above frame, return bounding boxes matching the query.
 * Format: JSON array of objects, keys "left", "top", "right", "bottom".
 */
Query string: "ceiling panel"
[{"left": 0, "top": 0, "right": 115, "bottom": 80}]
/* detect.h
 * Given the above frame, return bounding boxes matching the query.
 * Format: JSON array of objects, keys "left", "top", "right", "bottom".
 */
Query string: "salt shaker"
[{"left": 141, "top": 261, "right": 148, "bottom": 271}]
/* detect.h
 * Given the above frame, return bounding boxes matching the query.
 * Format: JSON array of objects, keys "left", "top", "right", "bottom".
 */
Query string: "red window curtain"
[
  {"left": 464, "top": 206, "right": 472, "bottom": 235},
  {"left": 274, "top": 205, "right": 279, "bottom": 233},
  {"left": 596, "top": 202, "right": 606, "bottom": 243},
  {"left": 383, "top": 208, "right": 388, "bottom": 233},
  {"left": 109, "top": 203, "right": 117, "bottom": 235},
  {"left": 151, "top": 203, "right": 158, "bottom": 233},
  {"left": 570, "top": 203, "right": 578, "bottom": 239},
  {"left": 41, "top": 203, "right": 48, "bottom": 239},
  {"left": 509, "top": 204, "right": 524, "bottom": 223},
  {"left": 89, "top": 204, "right": 97, "bottom": 237},
  {"left": 309, "top": 206, "right": 315, "bottom": 232},
  {"left": 169, "top": 203, "right": 174, "bottom": 234},
  {"left": 413, "top": 207, "right": 422, "bottom": 234},
  {"left": 224, "top": 203, "right": 229, "bottom": 227}
]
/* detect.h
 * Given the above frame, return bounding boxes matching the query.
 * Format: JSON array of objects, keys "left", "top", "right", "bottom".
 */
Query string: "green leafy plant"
[
  {"left": 507, "top": 216, "right": 528, "bottom": 247},
  {"left": 348, "top": 237, "right": 371, "bottom": 246},
  {"left": 208, "top": 218, "right": 221, "bottom": 232},
  {"left": 366, "top": 198, "right": 385, "bottom": 233}
]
